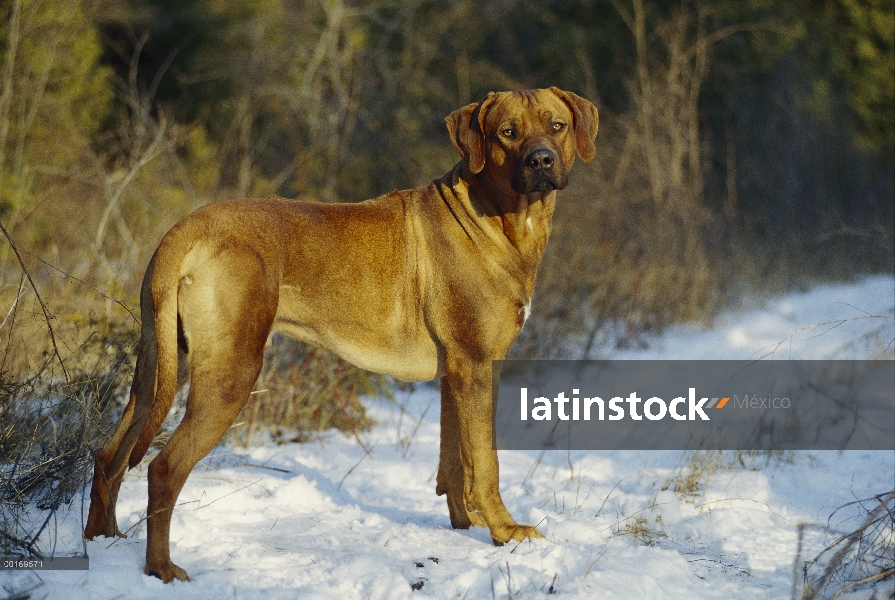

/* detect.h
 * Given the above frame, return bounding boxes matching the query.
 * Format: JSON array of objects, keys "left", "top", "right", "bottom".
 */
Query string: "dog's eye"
[
  {"left": 501, "top": 128, "right": 515, "bottom": 138},
  {"left": 551, "top": 122, "right": 565, "bottom": 132}
]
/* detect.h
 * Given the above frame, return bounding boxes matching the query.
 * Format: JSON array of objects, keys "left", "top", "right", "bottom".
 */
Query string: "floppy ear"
[
  {"left": 445, "top": 93, "right": 496, "bottom": 174},
  {"left": 550, "top": 87, "right": 598, "bottom": 162}
]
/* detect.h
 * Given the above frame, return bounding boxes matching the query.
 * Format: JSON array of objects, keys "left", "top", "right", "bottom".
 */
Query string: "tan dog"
[{"left": 84, "top": 87, "right": 598, "bottom": 582}]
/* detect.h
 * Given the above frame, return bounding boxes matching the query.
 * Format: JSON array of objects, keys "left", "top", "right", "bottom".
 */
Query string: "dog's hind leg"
[
  {"left": 143, "top": 253, "right": 276, "bottom": 582},
  {"left": 85, "top": 305, "right": 160, "bottom": 540},
  {"left": 142, "top": 366, "right": 260, "bottom": 582},
  {"left": 84, "top": 389, "right": 138, "bottom": 540}
]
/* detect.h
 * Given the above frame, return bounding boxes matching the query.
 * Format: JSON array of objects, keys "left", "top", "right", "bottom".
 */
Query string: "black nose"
[{"left": 525, "top": 148, "right": 555, "bottom": 170}]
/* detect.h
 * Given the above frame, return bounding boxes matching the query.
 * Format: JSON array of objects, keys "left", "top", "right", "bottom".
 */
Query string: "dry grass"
[
  {"left": 796, "top": 490, "right": 895, "bottom": 599},
  {"left": 0, "top": 314, "right": 135, "bottom": 558},
  {"left": 661, "top": 450, "right": 796, "bottom": 501},
  {"left": 226, "top": 335, "right": 392, "bottom": 448}
]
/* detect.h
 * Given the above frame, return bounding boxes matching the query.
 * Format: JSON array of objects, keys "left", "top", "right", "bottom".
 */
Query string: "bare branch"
[{"left": 0, "top": 218, "right": 69, "bottom": 381}]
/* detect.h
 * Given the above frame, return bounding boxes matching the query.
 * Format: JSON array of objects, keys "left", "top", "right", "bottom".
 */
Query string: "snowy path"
[{"left": 14, "top": 275, "right": 894, "bottom": 599}]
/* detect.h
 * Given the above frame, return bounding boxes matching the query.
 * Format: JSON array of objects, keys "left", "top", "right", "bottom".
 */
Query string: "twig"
[
  {"left": 756, "top": 315, "right": 892, "bottom": 360},
  {"left": 400, "top": 395, "right": 434, "bottom": 458},
  {"left": 0, "top": 0, "right": 23, "bottom": 200},
  {"left": 523, "top": 417, "right": 564, "bottom": 485},
  {"left": 803, "top": 489, "right": 895, "bottom": 598},
  {"left": 509, "top": 516, "right": 548, "bottom": 554},
  {"left": 94, "top": 105, "right": 172, "bottom": 252},
  {"left": 0, "top": 218, "right": 68, "bottom": 381},
  {"left": 239, "top": 462, "right": 293, "bottom": 474},
  {"left": 583, "top": 544, "right": 609, "bottom": 579},
  {"left": 830, "top": 568, "right": 895, "bottom": 600},
  {"left": 332, "top": 359, "right": 372, "bottom": 456},
  {"left": 0, "top": 273, "right": 26, "bottom": 330},
  {"left": 194, "top": 478, "right": 264, "bottom": 511},
  {"left": 15, "top": 247, "right": 139, "bottom": 323},
  {"left": 287, "top": 349, "right": 317, "bottom": 438},
  {"left": 595, "top": 480, "right": 621, "bottom": 518},
  {"left": 338, "top": 441, "right": 378, "bottom": 490}
]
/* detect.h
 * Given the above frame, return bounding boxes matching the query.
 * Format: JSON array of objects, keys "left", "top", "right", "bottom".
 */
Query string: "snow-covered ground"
[
  {"left": 7, "top": 275, "right": 894, "bottom": 599},
  {"left": 609, "top": 276, "right": 895, "bottom": 361}
]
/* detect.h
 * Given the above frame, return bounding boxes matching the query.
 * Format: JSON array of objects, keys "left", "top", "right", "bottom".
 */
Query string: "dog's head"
[{"left": 445, "top": 88, "right": 598, "bottom": 196}]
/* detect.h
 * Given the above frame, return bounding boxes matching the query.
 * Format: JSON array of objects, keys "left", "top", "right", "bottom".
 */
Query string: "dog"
[{"left": 84, "top": 87, "right": 598, "bottom": 582}]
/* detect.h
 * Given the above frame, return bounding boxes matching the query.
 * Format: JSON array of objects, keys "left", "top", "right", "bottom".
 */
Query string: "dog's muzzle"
[{"left": 513, "top": 147, "right": 567, "bottom": 194}]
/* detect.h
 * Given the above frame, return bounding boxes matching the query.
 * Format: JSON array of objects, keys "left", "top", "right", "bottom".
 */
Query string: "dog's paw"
[
  {"left": 84, "top": 523, "right": 126, "bottom": 541},
  {"left": 490, "top": 522, "right": 545, "bottom": 545},
  {"left": 145, "top": 561, "right": 191, "bottom": 583}
]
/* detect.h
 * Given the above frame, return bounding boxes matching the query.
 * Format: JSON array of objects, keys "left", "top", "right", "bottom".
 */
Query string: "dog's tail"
[{"left": 127, "top": 237, "right": 184, "bottom": 469}]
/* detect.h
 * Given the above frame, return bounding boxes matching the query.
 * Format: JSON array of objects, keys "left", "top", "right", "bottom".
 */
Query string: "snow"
[
  {"left": 8, "top": 275, "right": 894, "bottom": 599},
  {"left": 609, "top": 276, "right": 894, "bottom": 360}
]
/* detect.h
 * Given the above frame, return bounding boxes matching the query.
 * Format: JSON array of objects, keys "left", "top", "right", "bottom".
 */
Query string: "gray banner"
[
  {"left": 492, "top": 360, "right": 895, "bottom": 450},
  {"left": 0, "top": 556, "right": 89, "bottom": 571}
]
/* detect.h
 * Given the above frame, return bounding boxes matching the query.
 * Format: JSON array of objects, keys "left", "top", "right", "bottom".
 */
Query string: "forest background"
[{"left": 0, "top": 0, "right": 893, "bottom": 464}]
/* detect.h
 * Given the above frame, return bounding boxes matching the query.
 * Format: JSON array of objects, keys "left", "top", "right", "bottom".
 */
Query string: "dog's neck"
[{"left": 438, "top": 162, "right": 555, "bottom": 270}]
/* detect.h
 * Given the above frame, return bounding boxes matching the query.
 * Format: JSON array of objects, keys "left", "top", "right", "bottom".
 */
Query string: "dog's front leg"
[
  {"left": 436, "top": 376, "right": 487, "bottom": 529},
  {"left": 439, "top": 361, "right": 544, "bottom": 545}
]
